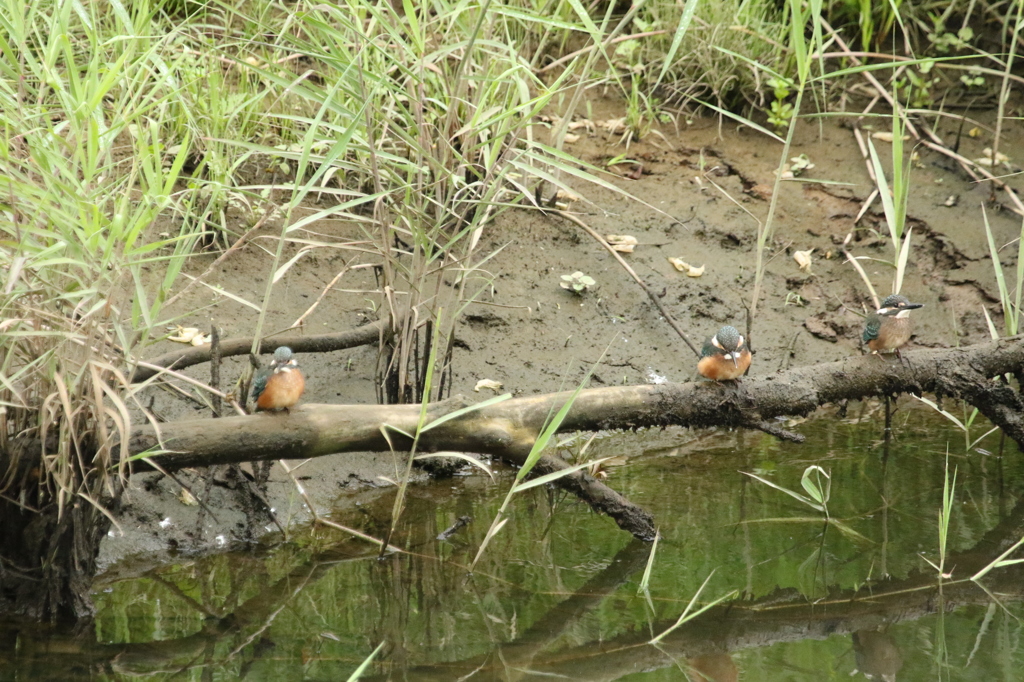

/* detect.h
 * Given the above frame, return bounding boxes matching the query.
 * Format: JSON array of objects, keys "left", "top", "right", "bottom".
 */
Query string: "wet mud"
[{"left": 102, "top": 98, "right": 1024, "bottom": 573}]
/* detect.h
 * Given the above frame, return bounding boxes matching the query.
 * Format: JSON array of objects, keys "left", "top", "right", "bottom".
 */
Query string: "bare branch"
[{"left": 130, "top": 315, "right": 396, "bottom": 383}]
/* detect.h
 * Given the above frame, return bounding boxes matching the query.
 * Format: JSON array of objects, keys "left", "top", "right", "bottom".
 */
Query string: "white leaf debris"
[
  {"left": 474, "top": 379, "right": 504, "bottom": 393},
  {"left": 793, "top": 248, "right": 814, "bottom": 272},
  {"left": 668, "top": 257, "right": 705, "bottom": 277}
]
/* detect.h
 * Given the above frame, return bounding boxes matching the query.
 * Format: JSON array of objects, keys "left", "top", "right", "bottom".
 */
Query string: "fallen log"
[{"left": 126, "top": 337, "right": 1024, "bottom": 540}]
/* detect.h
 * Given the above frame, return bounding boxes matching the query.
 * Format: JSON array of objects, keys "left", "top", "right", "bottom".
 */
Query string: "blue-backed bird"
[
  {"left": 697, "top": 325, "right": 751, "bottom": 382},
  {"left": 252, "top": 346, "right": 305, "bottom": 412},
  {"left": 863, "top": 294, "right": 924, "bottom": 358}
]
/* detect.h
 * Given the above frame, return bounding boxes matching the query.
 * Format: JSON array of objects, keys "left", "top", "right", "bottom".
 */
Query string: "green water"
[{"left": 10, "top": 402, "right": 1024, "bottom": 680}]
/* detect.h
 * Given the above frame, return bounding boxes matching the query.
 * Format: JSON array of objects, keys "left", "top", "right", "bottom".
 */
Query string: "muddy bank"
[{"left": 101, "top": 103, "right": 1024, "bottom": 571}]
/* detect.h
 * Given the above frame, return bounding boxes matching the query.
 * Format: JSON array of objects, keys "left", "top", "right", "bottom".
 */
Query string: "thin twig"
[
  {"left": 210, "top": 325, "right": 222, "bottom": 418},
  {"left": 290, "top": 261, "right": 376, "bottom": 329},
  {"left": 276, "top": 458, "right": 403, "bottom": 552},
  {"left": 742, "top": 418, "right": 804, "bottom": 443},
  {"left": 136, "top": 361, "right": 231, "bottom": 398},
  {"left": 551, "top": 209, "right": 701, "bottom": 357},
  {"left": 842, "top": 233, "right": 880, "bottom": 309},
  {"left": 163, "top": 212, "right": 273, "bottom": 310}
]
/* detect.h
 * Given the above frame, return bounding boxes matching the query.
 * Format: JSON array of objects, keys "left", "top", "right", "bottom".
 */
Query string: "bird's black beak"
[
  {"left": 904, "top": 302, "right": 924, "bottom": 310},
  {"left": 730, "top": 354, "right": 738, "bottom": 368}
]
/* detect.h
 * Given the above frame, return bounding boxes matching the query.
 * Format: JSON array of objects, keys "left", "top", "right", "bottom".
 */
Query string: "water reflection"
[{"left": 3, "top": 404, "right": 1024, "bottom": 680}]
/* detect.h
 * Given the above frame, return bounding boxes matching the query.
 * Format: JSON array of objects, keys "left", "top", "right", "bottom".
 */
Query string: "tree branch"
[
  {"left": 130, "top": 315, "right": 395, "bottom": 383},
  {"left": 123, "top": 337, "right": 1024, "bottom": 540}
]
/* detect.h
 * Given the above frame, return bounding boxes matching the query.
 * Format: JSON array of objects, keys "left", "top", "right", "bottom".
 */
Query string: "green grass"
[
  {"left": 0, "top": 0, "right": 200, "bottom": 510},
  {"left": 3, "top": 0, "right": 1024, "bottom": 621}
]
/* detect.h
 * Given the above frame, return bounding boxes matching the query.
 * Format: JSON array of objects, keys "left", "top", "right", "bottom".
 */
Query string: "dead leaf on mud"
[
  {"left": 793, "top": 248, "right": 814, "bottom": 273},
  {"left": 871, "top": 131, "right": 910, "bottom": 143},
  {"left": 668, "top": 258, "right": 705, "bottom": 277},
  {"left": 606, "top": 235, "right": 638, "bottom": 253},
  {"left": 599, "top": 118, "right": 628, "bottom": 135},
  {"left": 474, "top": 379, "right": 503, "bottom": 393},
  {"left": 563, "top": 133, "right": 580, "bottom": 144},
  {"left": 975, "top": 148, "right": 1011, "bottom": 168},
  {"left": 168, "top": 325, "right": 208, "bottom": 345}
]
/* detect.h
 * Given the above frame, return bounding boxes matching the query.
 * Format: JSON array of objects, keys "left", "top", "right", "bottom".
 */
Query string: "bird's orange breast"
[
  {"left": 867, "top": 317, "right": 912, "bottom": 353},
  {"left": 257, "top": 369, "right": 305, "bottom": 410},
  {"left": 697, "top": 350, "right": 751, "bottom": 381}
]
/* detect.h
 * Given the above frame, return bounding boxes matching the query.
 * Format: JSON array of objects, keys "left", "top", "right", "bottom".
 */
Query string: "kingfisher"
[
  {"left": 252, "top": 346, "right": 305, "bottom": 412},
  {"left": 863, "top": 294, "right": 924, "bottom": 357},
  {"left": 697, "top": 325, "right": 751, "bottom": 382}
]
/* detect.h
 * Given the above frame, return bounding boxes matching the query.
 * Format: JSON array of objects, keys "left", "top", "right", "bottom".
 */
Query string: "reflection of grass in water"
[{"left": 90, "top": 407, "right": 1022, "bottom": 677}]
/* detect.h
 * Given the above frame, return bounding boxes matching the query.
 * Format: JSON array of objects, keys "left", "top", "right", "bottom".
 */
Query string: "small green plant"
[
  {"left": 928, "top": 20, "right": 973, "bottom": 53},
  {"left": 863, "top": 102, "right": 914, "bottom": 298},
  {"left": 789, "top": 153, "right": 815, "bottom": 176},
  {"left": 972, "top": 535, "right": 1024, "bottom": 581},
  {"left": 748, "top": 465, "right": 832, "bottom": 516},
  {"left": 624, "top": 74, "right": 653, "bottom": 142},
  {"left": 894, "top": 60, "right": 939, "bottom": 108},
  {"left": 748, "top": 0, "right": 822, "bottom": 322},
  {"left": 785, "top": 292, "right": 806, "bottom": 306},
  {"left": 766, "top": 76, "right": 795, "bottom": 131},
  {"left": 744, "top": 465, "right": 870, "bottom": 543},
  {"left": 649, "top": 569, "right": 736, "bottom": 644},
  {"left": 561, "top": 271, "right": 597, "bottom": 294},
  {"left": 346, "top": 641, "right": 385, "bottom": 681},
  {"left": 638, "top": 531, "right": 660, "bottom": 594},
  {"left": 621, "top": 73, "right": 670, "bottom": 144},
  {"left": 960, "top": 67, "right": 986, "bottom": 89}
]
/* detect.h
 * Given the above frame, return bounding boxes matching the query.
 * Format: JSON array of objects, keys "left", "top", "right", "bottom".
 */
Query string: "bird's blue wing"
[
  {"left": 862, "top": 314, "right": 881, "bottom": 343},
  {"left": 251, "top": 367, "right": 271, "bottom": 400}
]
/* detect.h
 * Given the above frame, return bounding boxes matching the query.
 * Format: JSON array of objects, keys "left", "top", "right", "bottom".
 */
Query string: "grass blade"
[
  {"left": 346, "top": 641, "right": 385, "bottom": 681},
  {"left": 512, "top": 457, "right": 612, "bottom": 492},
  {"left": 742, "top": 471, "right": 822, "bottom": 512},
  {"left": 419, "top": 393, "right": 512, "bottom": 433},
  {"left": 638, "top": 530, "right": 660, "bottom": 594}
]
